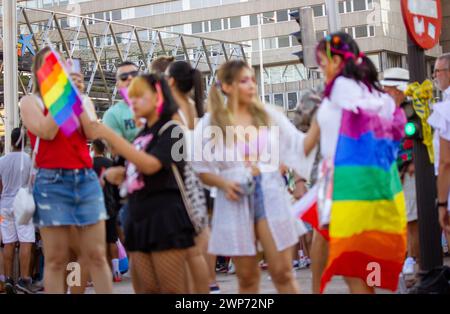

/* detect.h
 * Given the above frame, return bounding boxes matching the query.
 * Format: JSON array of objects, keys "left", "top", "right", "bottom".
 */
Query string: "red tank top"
[{"left": 28, "top": 98, "right": 93, "bottom": 169}]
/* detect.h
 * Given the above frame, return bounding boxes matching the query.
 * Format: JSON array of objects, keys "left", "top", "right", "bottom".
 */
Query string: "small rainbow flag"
[
  {"left": 37, "top": 50, "right": 83, "bottom": 136},
  {"left": 320, "top": 107, "right": 407, "bottom": 293}
]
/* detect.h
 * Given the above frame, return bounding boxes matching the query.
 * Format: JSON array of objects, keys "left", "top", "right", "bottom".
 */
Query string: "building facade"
[
  {"left": 442, "top": 0, "right": 450, "bottom": 53},
  {"left": 6, "top": 0, "right": 443, "bottom": 112}
]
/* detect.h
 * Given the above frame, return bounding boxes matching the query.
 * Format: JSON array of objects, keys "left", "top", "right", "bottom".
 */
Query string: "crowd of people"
[{"left": 0, "top": 31, "right": 449, "bottom": 294}]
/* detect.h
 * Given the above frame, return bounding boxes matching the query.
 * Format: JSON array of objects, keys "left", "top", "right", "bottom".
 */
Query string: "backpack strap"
[{"left": 157, "top": 120, "right": 181, "bottom": 137}]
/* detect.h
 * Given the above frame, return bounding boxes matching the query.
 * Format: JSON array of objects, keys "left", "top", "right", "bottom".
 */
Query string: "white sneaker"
[
  {"left": 402, "top": 257, "right": 416, "bottom": 275},
  {"left": 227, "top": 261, "right": 236, "bottom": 274}
]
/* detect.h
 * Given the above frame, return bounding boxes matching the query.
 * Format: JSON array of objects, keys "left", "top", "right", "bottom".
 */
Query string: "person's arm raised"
[
  {"left": 20, "top": 95, "right": 59, "bottom": 141},
  {"left": 93, "top": 122, "right": 162, "bottom": 176}
]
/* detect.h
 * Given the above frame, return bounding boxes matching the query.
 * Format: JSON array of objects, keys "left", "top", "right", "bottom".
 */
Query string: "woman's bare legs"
[
  {"left": 310, "top": 230, "right": 328, "bottom": 294},
  {"left": 186, "top": 229, "right": 210, "bottom": 293},
  {"left": 233, "top": 256, "right": 260, "bottom": 293},
  {"left": 76, "top": 221, "right": 112, "bottom": 293},
  {"left": 40, "top": 226, "right": 71, "bottom": 293},
  {"left": 256, "top": 219, "right": 299, "bottom": 294},
  {"left": 344, "top": 277, "right": 375, "bottom": 294}
]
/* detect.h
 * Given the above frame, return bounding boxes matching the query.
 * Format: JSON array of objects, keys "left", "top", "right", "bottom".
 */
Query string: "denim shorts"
[
  {"left": 33, "top": 168, "right": 108, "bottom": 227},
  {"left": 252, "top": 175, "right": 266, "bottom": 222}
]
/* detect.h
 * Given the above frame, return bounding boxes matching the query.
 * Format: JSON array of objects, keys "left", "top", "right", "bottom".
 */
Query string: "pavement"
[{"left": 87, "top": 256, "right": 450, "bottom": 294}]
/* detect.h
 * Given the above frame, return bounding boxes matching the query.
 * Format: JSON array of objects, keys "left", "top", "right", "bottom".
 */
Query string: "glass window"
[
  {"left": 112, "top": 10, "right": 121, "bottom": 21},
  {"left": 274, "top": 94, "right": 284, "bottom": 108},
  {"left": 94, "top": 12, "right": 104, "bottom": 20},
  {"left": 230, "top": 16, "right": 241, "bottom": 28},
  {"left": 369, "top": 25, "right": 375, "bottom": 36},
  {"left": 276, "top": 10, "right": 288, "bottom": 22},
  {"left": 153, "top": 3, "right": 165, "bottom": 15},
  {"left": 353, "top": 0, "right": 367, "bottom": 11},
  {"left": 190, "top": 0, "right": 202, "bottom": 9},
  {"left": 263, "top": 12, "right": 275, "bottom": 24},
  {"left": 250, "top": 14, "right": 258, "bottom": 26},
  {"left": 287, "top": 92, "right": 298, "bottom": 110},
  {"left": 79, "top": 38, "right": 88, "bottom": 49},
  {"left": 264, "top": 95, "right": 270, "bottom": 104},
  {"left": 312, "top": 4, "right": 325, "bottom": 17},
  {"left": 135, "top": 5, "right": 153, "bottom": 18},
  {"left": 43, "top": 0, "right": 53, "bottom": 8},
  {"left": 171, "top": 0, "right": 183, "bottom": 12},
  {"left": 316, "top": 30, "right": 327, "bottom": 41},
  {"left": 211, "top": 19, "right": 222, "bottom": 31},
  {"left": 278, "top": 36, "right": 290, "bottom": 48},
  {"left": 59, "top": 17, "right": 68, "bottom": 28},
  {"left": 204, "top": 21, "right": 210, "bottom": 32},
  {"left": 367, "top": 53, "right": 380, "bottom": 71},
  {"left": 368, "top": 0, "right": 373, "bottom": 9},
  {"left": 354, "top": 25, "right": 368, "bottom": 38},
  {"left": 345, "top": 0, "right": 352, "bottom": 12},
  {"left": 264, "top": 37, "right": 276, "bottom": 50},
  {"left": 223, "top": 18, "right": 229, "bottom": 29},
  {"left": 192, "top": 22, "right": 203, "bottom": 33},
  {"left": 338, "top": 1, "right": 345, "bottom": 13}
]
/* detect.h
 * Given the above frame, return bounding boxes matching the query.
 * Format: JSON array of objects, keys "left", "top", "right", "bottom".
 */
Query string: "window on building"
[
  {"left": 276, "top": 10, "right": 288, "bottom": 22},
  {"left": 94, "top": 12, "right": 104, "bottom": 20},
  {"left": 354, "top": 25, "right": 369, "bottom": 38},
  {"left": 369, "top": 25, "right": 375, "bottom": 36},
  {"left": 211, "top": 19, "right": 222, "bottom": 31},
  {"left": 250, "top": 14, "right": 258, "bottom": 26},
  {"left": 287, "top": 92, "right": 298, "bottom": 110},
  {"left": 278, "top": 36, "right": 290, "bottom": 48},
  {"left": 230, "top": 16, "right": 241, "bottom": 28},
  {"left": 223, "top": 18, "right": 229, "bottom": 29},
  {"left": 153, "top": 3, "right": 165, "bottom": 15},
  {"left": 353, "top": 0, "right": 367, "bottom": 11},
  {"left": 190, "top": 0, "right": 202, "bottom": 9},
  {"left": 204, "top": 21, "right": 210, "bottom": 32},
  {"left": 312, "top": 4, "right": 326, "bottom": 17},
  {"left": 136, "top": 5, "right": 153, "bottom": 18},
  {"left": 59, "top": 17, "right": 68, "bottom": 28},
  {"left": 387, "top": 53, "right": 402, "bottom": 69},
  {"left": 274, "top": 94, "right": 284, "bottom": 108},
  {"left": 111, "top": 10, "right": 121, "bottom": 21},
  {"left": 264, "top": 95, "right": 270, "bottom": 104},
  {"left": 192, "top": 22, "right": 203, "bottom": 33},
  {"left": 263, "top": 12, "right": 275, "bottom": 24},
  {"left": 316, "top": 30, "right": 328, "bottom": 41},
  {"left": 264, "top": 37, "right": 277, "bottom": 50},
  {"left": 367, "top": 53, "right": 380, "bottom": 71}
]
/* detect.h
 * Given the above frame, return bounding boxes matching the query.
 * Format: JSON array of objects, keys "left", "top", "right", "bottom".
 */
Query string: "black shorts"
[{"left": 106, "top": 215, "right": 118, "bottom": 244}]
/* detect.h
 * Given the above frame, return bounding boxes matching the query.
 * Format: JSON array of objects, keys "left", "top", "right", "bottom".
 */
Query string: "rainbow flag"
[
  {"left": 320, "top": 107, "right": 407, "bottom": 293},
  {"left": 37, "top": 51, "right": 83, "bottom": 136}
]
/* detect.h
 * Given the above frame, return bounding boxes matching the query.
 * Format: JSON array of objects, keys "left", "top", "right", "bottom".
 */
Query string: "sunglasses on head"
[{"left": 118, "top": 71, "right": 139, "bottom": 81}]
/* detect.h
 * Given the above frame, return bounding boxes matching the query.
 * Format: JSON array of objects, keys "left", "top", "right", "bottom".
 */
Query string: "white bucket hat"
[{"left": 381, "top": 67, "right": 410, "bottom": 92}]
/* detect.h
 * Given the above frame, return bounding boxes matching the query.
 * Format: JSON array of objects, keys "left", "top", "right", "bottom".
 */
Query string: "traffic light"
[
  {"left": 401, "top": 101, "right": 422, "bottom": 140},
  {"left": 289, "top": 7, "right": 317, "bottom": 68}
]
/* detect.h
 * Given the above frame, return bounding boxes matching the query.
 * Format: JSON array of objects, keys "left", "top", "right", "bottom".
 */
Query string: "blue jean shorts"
[{"left": 33, "top": 168, "right": 108, "bottom": 227}]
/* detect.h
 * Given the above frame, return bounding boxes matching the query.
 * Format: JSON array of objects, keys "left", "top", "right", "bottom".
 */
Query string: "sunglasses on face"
[{"left": 118, "top": 71, "right": 139, "bottom": 81}]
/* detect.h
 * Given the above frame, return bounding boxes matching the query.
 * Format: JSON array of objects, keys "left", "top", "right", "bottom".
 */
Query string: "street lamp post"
[
  {"left": 257, "top": 13, "right": 265, "bottom": 100},
  {"left": 257, "top": 13, "right": 275, "bottom": 102},
  {"left": 3, "top": 0, "right": 19, "bottom": 154}
]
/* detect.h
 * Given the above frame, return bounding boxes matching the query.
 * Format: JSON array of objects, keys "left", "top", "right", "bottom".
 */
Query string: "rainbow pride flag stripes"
[
  {"left": 320, "top": 107, "right": 407, "bottom": 293},
  {"left": 37, "top": 51, "right": 83, "bottom": 136}
]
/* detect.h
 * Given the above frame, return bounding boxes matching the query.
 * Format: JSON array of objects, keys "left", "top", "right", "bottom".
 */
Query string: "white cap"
[{"left": 380, "top": 67, "right": 410, "bottom": 92}]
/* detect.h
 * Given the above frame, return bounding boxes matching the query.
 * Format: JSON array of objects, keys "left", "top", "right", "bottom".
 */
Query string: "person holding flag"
[
  {"left": 302, "top": 32, "right": 407, "bottom": 293},
  {"left": 19, "top": 47, "right": 112, "bottom": 293}
]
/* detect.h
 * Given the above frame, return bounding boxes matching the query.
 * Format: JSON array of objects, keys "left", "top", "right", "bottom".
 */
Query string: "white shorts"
[{"left": 0, "top": 208, "right": 36, "bottom": 244}]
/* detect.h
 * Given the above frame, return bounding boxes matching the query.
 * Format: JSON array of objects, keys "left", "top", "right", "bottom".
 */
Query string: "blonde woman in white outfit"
[{"left": 192, "top": 60, "right": 315, "bottom": 293}]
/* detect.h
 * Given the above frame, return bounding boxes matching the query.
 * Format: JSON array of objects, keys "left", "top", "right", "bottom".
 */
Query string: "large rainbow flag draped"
[
  {"left": 37, "top": 51, "right": 83, "bottom": 136},
  {"left": 320, "top": 107, "right": 407, "bottom": 293}
]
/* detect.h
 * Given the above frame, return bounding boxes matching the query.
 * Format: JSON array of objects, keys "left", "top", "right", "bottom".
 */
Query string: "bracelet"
[{"left": 436, "top": 201, "right": 448, "bottom": 209}]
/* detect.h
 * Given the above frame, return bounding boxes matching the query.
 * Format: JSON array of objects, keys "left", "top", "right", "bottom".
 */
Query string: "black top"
[
  {"left": 93, "top": 156, "right": 121, "bottom": 217},
  {"left": 124, "top": 119, "right": 194, "bottom": 252}
]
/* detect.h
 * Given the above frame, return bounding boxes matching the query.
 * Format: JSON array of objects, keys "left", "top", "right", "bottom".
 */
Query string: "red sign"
[{"left": 401, "top": 0, "right": 442, "bottom": 50}]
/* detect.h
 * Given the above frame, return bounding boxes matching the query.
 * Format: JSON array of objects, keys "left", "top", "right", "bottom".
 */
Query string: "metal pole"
[
  {"left": 257, "top": 13, "right": 265, "bottom": 100},
  {"left": 3, "top": 0, "right": 18, "bottom": 154},
  {"left": 407, "top": 36, "right": 442, "bottom": 272},
  {"left": 326, "top": 0, "right": 341, "bottom": 33}
]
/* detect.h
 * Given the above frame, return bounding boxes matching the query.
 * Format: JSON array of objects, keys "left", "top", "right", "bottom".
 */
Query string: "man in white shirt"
[{"left": 428, "top": 53, "right": 450, "bottom": 233}]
